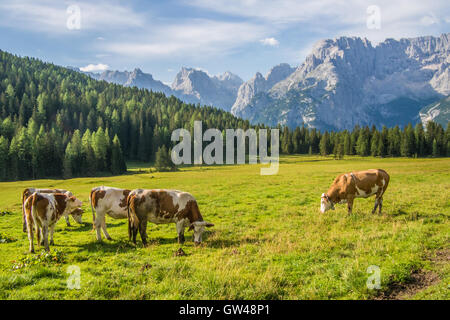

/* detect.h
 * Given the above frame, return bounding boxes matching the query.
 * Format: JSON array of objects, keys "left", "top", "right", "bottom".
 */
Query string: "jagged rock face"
[
  {"left": 232, "top": 33, "right": 449, "bottom": 130},
  {"left": 171, "top": 67, "right": 242, "bottom": 111},
  {"left": 81, "top": 66, "right": 242, "bottom": 111},
  {"left": 231, "top": 63, "right": 295, "bottom": 117}
]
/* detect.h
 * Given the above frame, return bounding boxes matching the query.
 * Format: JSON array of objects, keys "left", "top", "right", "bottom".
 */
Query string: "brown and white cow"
[
  {"left": 22, "top": 188, "right": 83, "bottom": 232},
  {"left": 127, "top": 189, "right": 214, "bottom": 246},
  {"left": 90, "top": 186, "right": 131, "bottom": 241},
  {"left": 24, "top": 192, "right": 83, "bottom": 252},
  {"left": 320, "top": 169, "right": 390, "bottom": 214}
]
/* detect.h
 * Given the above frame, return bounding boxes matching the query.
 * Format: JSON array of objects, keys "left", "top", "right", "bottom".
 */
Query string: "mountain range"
[
  {"left": 74, "top": 33, "right": 450, "bottom": 130},
  {"left": 73, "top": 66, "right": 243, "bottom": 112}
]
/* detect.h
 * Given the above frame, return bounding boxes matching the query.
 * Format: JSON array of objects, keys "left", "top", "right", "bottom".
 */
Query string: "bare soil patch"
[{"left": 375, "top": 249, "right": 448, "bottom": 300}]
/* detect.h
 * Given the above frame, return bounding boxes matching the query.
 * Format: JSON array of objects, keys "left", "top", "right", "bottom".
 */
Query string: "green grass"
[{"left": 0, "top": 155, "right": 448, "bottom": 300}]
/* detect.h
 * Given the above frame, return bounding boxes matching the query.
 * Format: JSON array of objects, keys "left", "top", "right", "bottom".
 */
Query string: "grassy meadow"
[{"left": 0, "top": 155, "right": 448, "bottom": 299}]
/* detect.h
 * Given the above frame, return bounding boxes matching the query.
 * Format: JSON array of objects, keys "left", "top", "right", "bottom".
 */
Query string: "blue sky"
[{"left": 0, "top": 0, "right": 449, "bottom": 84}]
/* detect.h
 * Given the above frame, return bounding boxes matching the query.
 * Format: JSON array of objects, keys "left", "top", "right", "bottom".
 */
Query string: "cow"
[
  {"left": 90, "top": 186, "right": 131, "bottom": 241},
  {"left": 22, "top": 188, "right": 83, "bottom": 232},
  {"left": 24, "top": 192, "right": 83, "bottom": 252},
  {"left": 320, "top": 169, "right": 390, "bottom": 214},
  {"left": 127, "top": 189, "right": 214, "bottom": 246}
]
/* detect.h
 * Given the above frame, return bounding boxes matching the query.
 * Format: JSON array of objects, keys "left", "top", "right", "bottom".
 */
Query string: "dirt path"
[{"left": 375, "top": 249, "right": 448, "bottom": 300}]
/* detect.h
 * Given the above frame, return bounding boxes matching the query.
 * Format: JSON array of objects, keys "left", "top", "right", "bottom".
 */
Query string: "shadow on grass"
[
  {"left": 206, "top": 237, "right": 263, "bottom": 248},
  {"left": 392, "top": 209, "right": 408, "bottom": 217},
  {"left": 65, "top": 221, "right": 127, "bottom": 233},
  {"left": 75, "top": 239, "right": 136, "bottom": 253}
]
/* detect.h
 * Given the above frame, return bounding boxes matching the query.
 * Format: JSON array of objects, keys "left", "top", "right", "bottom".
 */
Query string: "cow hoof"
[
  {"left": 30, "top": 250, "right": 34, "bottom": 254},
  {"left": 106, "top": 237, "right": 113, "bottom": 241},
  {"left": 50, "top": 240, "right": 54, "bottom": 245}
]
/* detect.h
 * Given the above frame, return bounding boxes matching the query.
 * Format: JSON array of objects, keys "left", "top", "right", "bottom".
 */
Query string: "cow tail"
[
  {"left": 90, "top": 190, "right": 96, "bottom": 230},
  {"left": 22, "top": 191, "right": 27, "bottom": 233},
  {"left": 127, "top": 194, "right": 140, "bottom": 241},
  {"left": 127, "top": 194, "right": 133, "bottom": 241},
  {"left": 30, "top": 195, "right": 36, "bottom": 231}
]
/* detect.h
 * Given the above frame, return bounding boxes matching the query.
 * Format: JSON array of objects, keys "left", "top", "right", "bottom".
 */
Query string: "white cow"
[{"left": 90, "top": 186, "right": 131, "bottom": 241}]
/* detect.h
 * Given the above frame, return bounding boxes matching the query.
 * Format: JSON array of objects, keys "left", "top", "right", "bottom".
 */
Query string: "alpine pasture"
[{"left": 0, "top": 155, "right": 448, "bottom": 299}]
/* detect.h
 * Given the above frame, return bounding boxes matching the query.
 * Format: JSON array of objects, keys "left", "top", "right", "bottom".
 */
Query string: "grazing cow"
[
  {"left": 22, "top": 188, "right": 83, "bottom": 232},
  {"left": 90, "top": 186, "right": 131, "bottom": 241},
  {"left": 24, "top": 193, "right": 83, "bottom": 252},
  {"left": 127, "top": 189, "right": 214, "bottom": 246},
  {"left": 320, "top": 169, "right": 390, "bottom": 214}
]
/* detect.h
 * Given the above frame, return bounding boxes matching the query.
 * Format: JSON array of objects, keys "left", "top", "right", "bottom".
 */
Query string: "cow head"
[
  {"left": 188, "top": 221, "right": 214, "bottom": 245},
  {"left": 70, "top": 208, "right": 84, "bottom": 224},
  {"left": 66, "top": 196, "right": 83, "bottom": 222},
  {"left": 320, "top": 193, "right": 335, "bottom": 213}
]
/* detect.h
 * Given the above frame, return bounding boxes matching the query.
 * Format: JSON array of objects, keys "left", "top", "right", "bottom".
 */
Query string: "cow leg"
[
  {"left": 22, "top": 206, "right": 27, "bottom": 233},
  {"left": 378, "top": 197, "right": 383, "bottom": 215},
  {"left": 101, "top": 217, "right": 112, "bottom": 241},
  {"left": 42, "top": 225, "right": 50, "bottom": 252},
  {"left": 36, "top": 226, "right": 41, "bottom": 249},
  {"left": 347, "top": 196, "right": 354, "bottom": 214},
  {"left": 94, "top": 211, "right": 104, "bottom": 241},
  {"left": 372, "top": 198, "right": 379, "bottom": 214},
  {"left": 40, "top": 228, "right": 45, "bottom": 246},
  {"left": 64, "top": 214, "right": 71, "bottom": 227},
  {"left": 49, "top": 225, "right": 55, "bottom": 245},
  {"left": 176, "top": 221, "right": 185, "bottom": 244},
  {"left": 27, "top": 220, "right": 34, "bottom": 253},
  {"left": 139, "top": 218, "right": 148, "bottom": 247}
]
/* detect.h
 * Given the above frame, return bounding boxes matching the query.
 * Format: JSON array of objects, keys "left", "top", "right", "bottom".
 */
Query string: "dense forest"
[{"left": 0, "top": 50, "right": 448, "bottom": 181}]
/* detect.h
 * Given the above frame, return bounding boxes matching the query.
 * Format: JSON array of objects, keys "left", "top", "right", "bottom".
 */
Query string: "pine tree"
[
  {"left": 63, "top": 142, "right": 73, "bottom": 179},
  {"left": 155, "top": 145, "right": 175, "bottom": 172},
  {"left": 401, "top": 124, "right": 415, "bottom": 157},
  {"left": 319, "top": 131, "right": 330, "bottom": 156},
  {"left": 356, "top": 128, "right": 369, "bottom": 156},
  {"left": 432, "top": 138, "right": 439, "bottom": 157},
  {"left": 0, "top": 136, "right": 9, "bottom": 180},
  {"left": 81, "top": 130, "right": 96, "bottom": 176},
  {"left": 111, "top": 135, "right": 127, "bottom": 174},
  {"left": 343, "top": 132, "right": 351, "bottom": 155}
]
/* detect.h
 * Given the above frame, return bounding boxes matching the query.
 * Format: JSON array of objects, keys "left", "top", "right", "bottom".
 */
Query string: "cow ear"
[
  {"left": 205, "top": 222, "right": 214, "bottom": 228},
  {"left": 188, "top": 224, "right": 194, "bottom": 231},
  {"left": 321, "top": 193, "right": 325, "bottom": 198},
  {"left": 69, "top": 196, "right": 76, "bottom": 201}
]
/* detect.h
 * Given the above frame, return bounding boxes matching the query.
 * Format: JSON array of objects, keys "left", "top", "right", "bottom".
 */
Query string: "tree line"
[
  {"left": 0, "top": 50, "right": 448, "bottom": 181},
  {"left": 279, "top": 121, "right": 449, "bottom": 159}
]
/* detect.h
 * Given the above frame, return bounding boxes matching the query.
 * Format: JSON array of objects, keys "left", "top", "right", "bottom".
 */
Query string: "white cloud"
[
  {"left": 0, "top": 0, "right": 145, "bottom": 34},
  {"left": 80, "top": 63, "right": 109, "bottom": 72},
  {"left": 102, "top": 19, "right": 269, "bottom": 58},
  {"left": 260, "top": 37, "right": 279, "bottom": 46},
  {"left": 187, "top": 0, "right": 450, "bottom": 43},
  {"left": 420, "top": 15, "right": 438, "bottom": 26}
]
